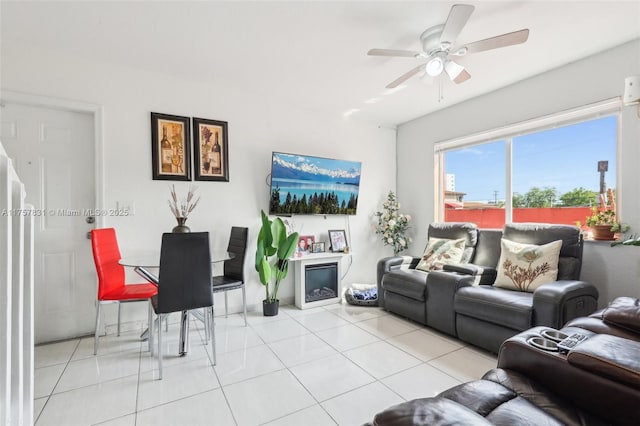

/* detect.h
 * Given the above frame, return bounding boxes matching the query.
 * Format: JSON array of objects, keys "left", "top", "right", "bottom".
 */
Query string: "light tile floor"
[{"left": 34, "top": 304, "right": 497, "bottom": 426}]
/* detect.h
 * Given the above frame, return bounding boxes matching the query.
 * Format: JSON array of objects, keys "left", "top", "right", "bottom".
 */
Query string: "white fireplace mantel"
[{"left": 290, "top": 252, "right": 349, "bottom": 309}]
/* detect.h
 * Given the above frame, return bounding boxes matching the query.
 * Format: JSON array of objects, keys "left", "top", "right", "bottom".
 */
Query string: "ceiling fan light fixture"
[
  {"left": 445, "top": 60, "right": 464, "bottom": 80},
  {"left": 369, "top": 3, "right": 529, "bottom": 89},
  {"left": 425, "top": 56, "right": 444, "bottom": 77}
]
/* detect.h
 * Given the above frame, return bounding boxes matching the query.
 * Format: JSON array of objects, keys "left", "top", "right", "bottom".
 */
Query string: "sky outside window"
[
  {"left": 444, "top": 140, "right": 506, "bottom": 203},
  {"left": 444, "top": 116, "right": 616, "bottom": 204},
  {"left": 512, "top": 115, "right": 617, "bottom": 199}
]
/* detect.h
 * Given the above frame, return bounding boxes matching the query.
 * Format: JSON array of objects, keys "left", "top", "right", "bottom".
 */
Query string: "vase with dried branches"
[{"left": 168, "top": 184, "right": 200, "bottom": 233}]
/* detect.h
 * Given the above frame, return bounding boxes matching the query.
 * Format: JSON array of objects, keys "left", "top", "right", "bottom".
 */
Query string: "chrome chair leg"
[
  {"left": 147, "top": 300, "right": 153, "bottom": 353},
  {"left": 242, "top": 286, "right": 247, "bottom": 326},
  {"left": 158, "top": 313, "right": 163, "bottom": 380},
  {"left": 201, "top": 302, "right": 216, "bottom": 344},
  {"left": 224, "top": 292, "right": 228, "bottom": 318},
  {"left": 151, "top": 317, "right": 162, "bottom": 356},
  {"left": 209, "top": 306, "right": 216, "bottom": 366},
  {"left": 204, "top": 307, "right": 210, "bottom": 342},
  {"left": 93, "top": 302, "right": 102, "bottom": 355},
  {"left": 179, "top": 311, "right": 189, "bottom": 356},
  {"left": 117, "top": 302, "right": 121, "bottom": 336}
]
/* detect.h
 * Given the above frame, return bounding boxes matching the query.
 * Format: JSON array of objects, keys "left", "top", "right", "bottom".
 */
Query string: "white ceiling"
[{"left": 2, "top": 1, "right": 640, "bottom": 127}]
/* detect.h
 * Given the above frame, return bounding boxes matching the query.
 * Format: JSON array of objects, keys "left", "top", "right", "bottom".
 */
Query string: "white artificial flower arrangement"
[{"left": 375, "top": 191, "right": 412, "bottom": 255}]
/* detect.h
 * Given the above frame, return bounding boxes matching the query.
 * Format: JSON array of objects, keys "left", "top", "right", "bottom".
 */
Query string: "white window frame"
[{"left": 434, "top": 98, "right": 622, "bottom": 222}]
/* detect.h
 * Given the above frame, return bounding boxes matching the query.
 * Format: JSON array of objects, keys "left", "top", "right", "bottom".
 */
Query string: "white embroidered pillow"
[
  {"left": 494, "top": 239, "right": 562, "bottom": 293},
  {"left": 415, "top": 237, "right": 466, "bottom": 272}
]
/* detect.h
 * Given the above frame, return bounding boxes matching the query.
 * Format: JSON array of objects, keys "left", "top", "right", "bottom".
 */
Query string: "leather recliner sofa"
[
  {"left": 376, "top": 222, "right": 480, "bottom": 335},
  {"left": 369, "top": 297, "right": 640, "bottom": 426},
  {"left": 453, "top": 223, "right": 598, "bottom": 353},
  {"left": 377, "top": 222, "right": 599, "bottom": 353}
]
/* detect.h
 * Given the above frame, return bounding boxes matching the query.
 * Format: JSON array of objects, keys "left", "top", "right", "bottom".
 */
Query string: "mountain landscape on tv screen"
[
  {"left": 270, "top": 153, "right": 361, "bottom": 215},
  {"left": 271, "top": 155, "right": 360, "bottom": 185}
]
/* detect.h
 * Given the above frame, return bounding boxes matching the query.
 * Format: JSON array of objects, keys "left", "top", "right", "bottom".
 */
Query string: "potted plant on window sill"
[
  {"left": 255, "top": 210, "right": 299, "bottom": 316},
  {"left": 584, "top": 208, "right": 628, "bottom": 241},
  {"left": 582, "top": 189, "right": 629, "bottom": 241}
]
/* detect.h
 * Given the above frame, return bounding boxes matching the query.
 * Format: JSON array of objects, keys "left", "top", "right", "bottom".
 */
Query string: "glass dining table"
[{"left": 119, "top": 250, "right": 234, "bottom": 356}]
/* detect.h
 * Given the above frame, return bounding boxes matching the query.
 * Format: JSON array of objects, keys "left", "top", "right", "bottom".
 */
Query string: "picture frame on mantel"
[
  {"left": 328, "top": 229, "right": 347, "bottom": 252},
  {"left": 150, "top": 112, "right": 191, "bottom": 181},
  {"left": 193, "top": 117, "right": 229, "bottom": 182},
  {"left": 312, "top": 242, "right": 325, "bottom": 253},
  {"left": 297, "top": 235, "right": 315, "bottom": 254}
]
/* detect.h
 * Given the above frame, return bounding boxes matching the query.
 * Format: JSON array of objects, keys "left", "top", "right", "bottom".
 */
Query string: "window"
[
  {"left": 443, "top": 140, "right": 506, "bottom": 228},
  {"left": 438, "top": 101, "right": 619, "bottom": 229}
]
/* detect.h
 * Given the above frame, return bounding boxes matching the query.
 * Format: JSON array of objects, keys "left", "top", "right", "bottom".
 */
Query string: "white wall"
[
  {"left": 1, "top": 41, "right": 396, "bottom": 328},
  {"left": 397, "top": 39, "right": 640, "bottom": 305}
]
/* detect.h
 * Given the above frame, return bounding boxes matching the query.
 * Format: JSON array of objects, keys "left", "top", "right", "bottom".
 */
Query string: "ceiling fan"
[{"left": 368, "top": 4, "right": 529, "bottom": 88}]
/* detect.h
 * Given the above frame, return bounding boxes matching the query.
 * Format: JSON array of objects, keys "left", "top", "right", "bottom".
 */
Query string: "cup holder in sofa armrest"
[
  {"left": 567, "top": 334, "right": 640, "bottom": 390},
  {"left": 527, "top": 336, "right": 559, "bottom": 352},
  {"left": 525, "top": 328, "right": 569, "bottom": 350},
  {"left": 540, "top": 329, "right": 569, "bottom": 343}
]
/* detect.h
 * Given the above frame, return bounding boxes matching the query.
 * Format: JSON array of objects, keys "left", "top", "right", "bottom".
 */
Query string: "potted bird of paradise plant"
[{"left": 254, "top": 210, "right": 299, "bottom": 316}]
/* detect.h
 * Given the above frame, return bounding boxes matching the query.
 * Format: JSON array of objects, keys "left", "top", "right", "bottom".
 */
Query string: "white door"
[{"left": 1, "top": 103, "right": 96, "bottom": 343}]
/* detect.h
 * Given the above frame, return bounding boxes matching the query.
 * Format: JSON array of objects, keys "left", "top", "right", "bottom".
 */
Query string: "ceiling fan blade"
[
  {"left": 459, "top": 29, "right": 530, "bottom": 55},
  {"left": 368, "top": 48, "right": 420, "bottom": 58},
  {"left": 386, "top": 64, "right": 424, "bottom": 88},
  {"left": 440, "top": 4, "right": 475, "bottom": 46},
  {"left": 444, "top": 60, "right": 471, "bottom": 84},
  {"left": 453, "top": 69, "right": 471, "bottom": 84}
]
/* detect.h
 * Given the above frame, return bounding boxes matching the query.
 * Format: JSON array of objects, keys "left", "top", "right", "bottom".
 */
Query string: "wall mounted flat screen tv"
[{"left": 269, "top": 152, "right": 362, "bottom": 215}]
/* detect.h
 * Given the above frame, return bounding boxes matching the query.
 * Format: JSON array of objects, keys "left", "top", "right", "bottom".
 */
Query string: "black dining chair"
[
  {"left": 150, "top": 232, "right": 216, "bottom": 379},
  {"left": 212, "top": 226, "right": 249, "bottom": 326}
]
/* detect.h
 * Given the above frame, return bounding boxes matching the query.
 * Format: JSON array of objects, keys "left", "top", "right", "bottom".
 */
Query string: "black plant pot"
[{"left": 262, "top": 300, "right": 279, "bottom": 316}]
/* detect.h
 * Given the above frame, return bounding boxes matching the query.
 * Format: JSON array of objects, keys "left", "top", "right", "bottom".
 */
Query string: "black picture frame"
[
  {"left": 193, "top": 117, "right": 229, "bottom": 182},
  {"left": 311, "top": 242, "right": 325, "bottom": 253},
  {"left": 150, "top": 112, "right": 191, "bottom": 181},
  {"left": 328, "top": 229, "right": 347, "bottom": 252}
]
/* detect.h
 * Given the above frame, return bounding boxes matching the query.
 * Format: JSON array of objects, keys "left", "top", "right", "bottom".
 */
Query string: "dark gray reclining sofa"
[{"left": 376, "top": 222, "right": 599, "bottom": 353}]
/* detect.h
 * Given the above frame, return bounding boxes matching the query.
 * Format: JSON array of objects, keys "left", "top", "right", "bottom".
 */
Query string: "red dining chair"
[{"left": 90, "top": 228, "right": 157, "bottom": 355}]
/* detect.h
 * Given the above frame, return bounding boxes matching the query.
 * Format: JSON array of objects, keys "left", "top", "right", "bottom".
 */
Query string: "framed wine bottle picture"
[
  {"left": 193, "top": 117, "right": 229, "bottom": 182},
  {"left": 150, "top": 112, "right": 192, "bottom": 181}
]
